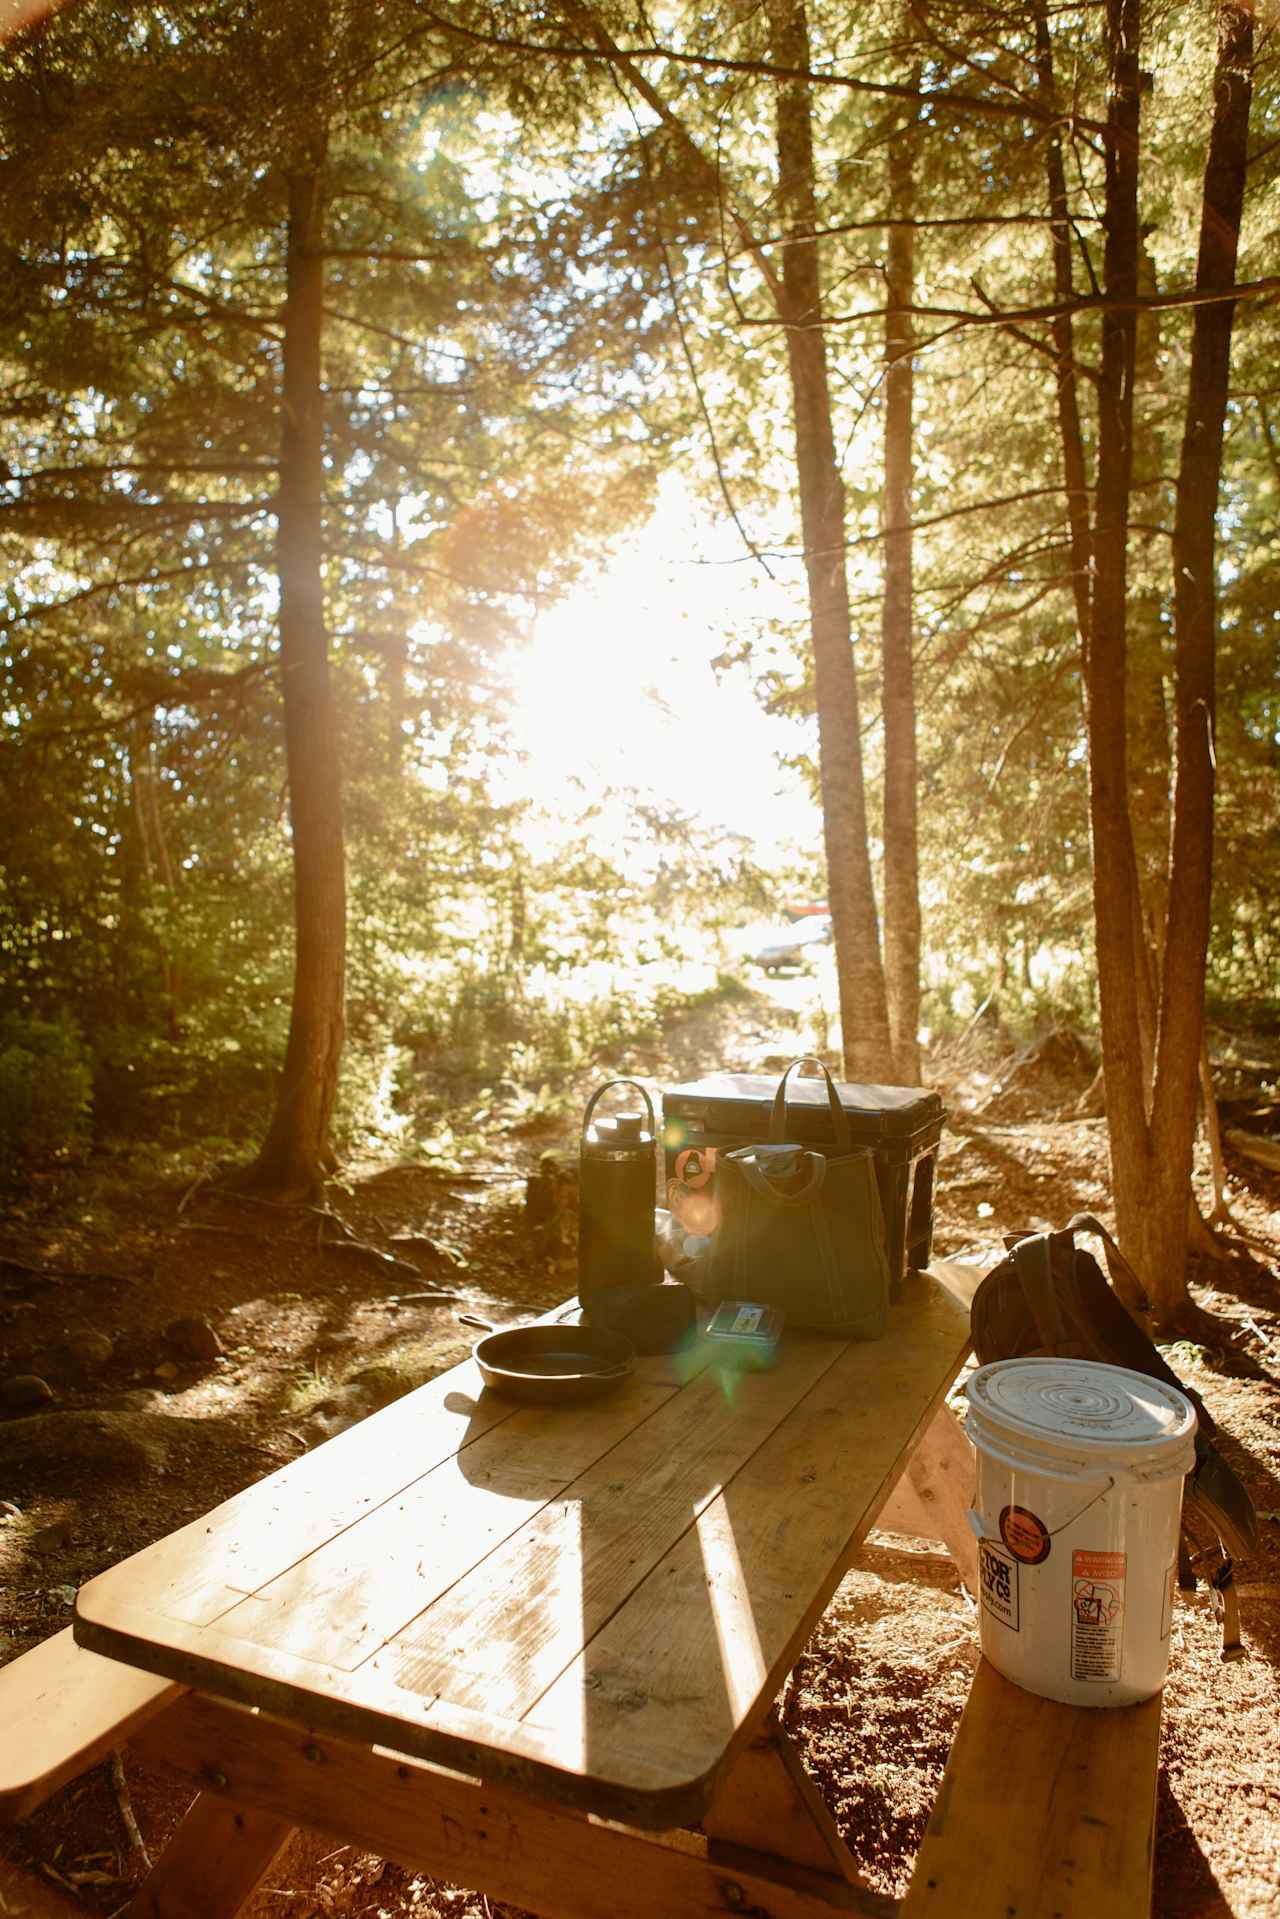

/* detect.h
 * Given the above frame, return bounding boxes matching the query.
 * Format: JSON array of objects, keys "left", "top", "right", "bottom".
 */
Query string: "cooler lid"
[{"left": 663, "top": 1071, "right": 943, "bottom": 1136}]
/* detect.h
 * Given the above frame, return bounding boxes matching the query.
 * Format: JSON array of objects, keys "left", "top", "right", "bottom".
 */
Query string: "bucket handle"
[{"left": 969, "top": 1478, "right": 1118, "bottom": 1549}]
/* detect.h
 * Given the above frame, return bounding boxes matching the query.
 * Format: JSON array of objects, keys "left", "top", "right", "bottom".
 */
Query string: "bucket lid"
[{"left": 965, "top": 1358, "right": 1197, "bottom": 1470}]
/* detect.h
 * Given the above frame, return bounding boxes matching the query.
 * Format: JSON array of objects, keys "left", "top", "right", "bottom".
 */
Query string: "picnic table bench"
[{"left": 1, "top": 1262, "right": 1163, "bottom": 1919}]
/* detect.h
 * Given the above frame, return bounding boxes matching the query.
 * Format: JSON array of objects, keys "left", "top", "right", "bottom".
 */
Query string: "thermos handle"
[{"left": 581, "top": 1078, "right": 657, "bottom": 1143}]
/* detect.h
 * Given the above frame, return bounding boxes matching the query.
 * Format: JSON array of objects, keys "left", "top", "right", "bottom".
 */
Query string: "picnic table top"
[{"left": 74, "top": 1263, "right": 978, "bottom": 1829}]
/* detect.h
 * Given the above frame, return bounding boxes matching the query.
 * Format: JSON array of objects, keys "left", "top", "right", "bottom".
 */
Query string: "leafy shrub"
[
  {"left": 89, "top": 1021, "right": 283, "bottom": 1145},
  {"left": 0, "top": 1014, "right": 93, "bottom": 1161}
]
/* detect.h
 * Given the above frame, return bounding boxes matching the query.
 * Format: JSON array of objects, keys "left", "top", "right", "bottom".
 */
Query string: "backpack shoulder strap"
[
  {"left": 1066, "top": 1218, "right": 1219, "bottom": 1436},
  {"left": 1010, "top": 1230, "right": 1100, "bottom": 1357},
  {"left": 1186, "top": 1442, "right": 1258, "bottom": 1561},
  {"left": 1066, "top": 1211, "right": 1152, "bottom": 1315},
  {"left": 969, "top": 1245, "right": 1038, "bottom": 1367}
]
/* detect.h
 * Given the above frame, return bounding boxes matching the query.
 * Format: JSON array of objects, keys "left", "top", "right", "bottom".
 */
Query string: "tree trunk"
[
  {"left": 1126, "top": 233, "right": 1172, "bottom": 1096},
  {"left": 245, "top": 159, "right": 347, "bottom": 1196},
  {"left": 1144, "top": 0, "right": 1253, "bottom": 1322},
  {"left": 1033, "top": 3, "right": 1093, "bottom": 655},
  {"left": 1039, "top": 0, "right": 1174, "bottom": 1190},
  {"left": 1037, "top": 2, "right": 1161, "bottom": 1102},
  {"left": 1084, "top": 0, "right": 1167, "bottom": 1292},
  {"left": 881, "top": 97, "right": 921, "bottom": 1086},
  {"left": 114, "top": 735, "right": 149, "bottom": 1029},
  {"left": 770, "top": 0, "right": 893, "bottom": 1082},
  {"left": 1083, "top": 0, "right": 1253, "bottom": 1328},
  {"left": 127, "top": 725, "right": 184, "bottom": 1042}
]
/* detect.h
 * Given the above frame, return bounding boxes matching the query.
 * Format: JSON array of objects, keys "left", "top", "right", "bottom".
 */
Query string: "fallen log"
[{"left": 1225, "top": 1128, "right": 1280, "bottom": 1173}]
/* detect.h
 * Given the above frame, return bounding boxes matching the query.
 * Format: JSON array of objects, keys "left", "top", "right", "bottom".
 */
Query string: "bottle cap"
[{"left": 614, "top": 1112, "right": 644, "bottom": 1141}]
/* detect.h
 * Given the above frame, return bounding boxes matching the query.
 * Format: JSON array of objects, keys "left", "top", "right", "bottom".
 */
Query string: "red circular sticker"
[{"left": 999, "top": 1505, "right": 1052, "bottom": 1565}]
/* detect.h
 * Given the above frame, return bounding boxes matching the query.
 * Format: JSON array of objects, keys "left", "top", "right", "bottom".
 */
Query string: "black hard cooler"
[{"left": 662, "top": 1072, "right": 945, "bottom": 1289}]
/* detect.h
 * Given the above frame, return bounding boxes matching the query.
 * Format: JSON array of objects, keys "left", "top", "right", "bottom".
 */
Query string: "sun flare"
[{"left": 498, "top": 482, "right": 821, "bottom": 862}]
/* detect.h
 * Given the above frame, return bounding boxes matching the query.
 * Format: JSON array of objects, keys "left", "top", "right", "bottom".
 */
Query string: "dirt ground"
[{"left": 2, "top": 985, "right": 1278, "bottom": 1919}]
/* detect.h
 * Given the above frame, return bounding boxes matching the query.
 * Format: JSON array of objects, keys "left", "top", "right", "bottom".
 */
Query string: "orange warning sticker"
[
  {"left": 1072, "top": 1549, "right": 1126, "bottom": 1581},
  {"left": 999, "top": 1505, "right": 1051, "bottom": 1565},
  {"left": 1071, "top": 1549, "right": 1126, "bottom": 1681}
]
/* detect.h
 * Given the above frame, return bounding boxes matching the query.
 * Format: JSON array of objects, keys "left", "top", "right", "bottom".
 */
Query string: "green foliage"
[
  {"left": 0, "top": 1013, "right": 94, "bottom": 1161},
  {"left": 0, "top": 0, "right": 1275, "bottom": 1174},
  {"left": 394, "top": 954, "right": 746, "bottom": 1100}
]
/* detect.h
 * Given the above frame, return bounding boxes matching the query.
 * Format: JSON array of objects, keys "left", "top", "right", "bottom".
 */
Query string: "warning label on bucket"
[
  {"left": 1071, "top": 1549, "right": 1126, "bottom": 1680},
  {"left": 979, "top": 1539, "right": 1020, "bottom": 1631}
]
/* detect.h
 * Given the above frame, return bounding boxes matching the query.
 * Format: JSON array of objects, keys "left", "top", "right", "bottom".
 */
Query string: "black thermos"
[{"left": 578, "top": 1080, "right": 660, "bottom": 1305}]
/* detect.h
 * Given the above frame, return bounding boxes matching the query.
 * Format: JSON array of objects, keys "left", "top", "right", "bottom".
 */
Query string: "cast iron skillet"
[{"left": 458, "top": 1312, "right": 635, "bottom": 1405}]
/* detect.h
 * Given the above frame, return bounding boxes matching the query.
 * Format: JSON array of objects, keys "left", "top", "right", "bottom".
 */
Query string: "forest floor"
[{"left": 2, "top": 977, "right": 1278, "bottom": 1919}]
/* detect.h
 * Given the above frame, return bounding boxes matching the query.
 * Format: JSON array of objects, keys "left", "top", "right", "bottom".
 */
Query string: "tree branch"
[
  {"left": 748, "top": 272, "right": 1280, "bottom": 333},
  {"left": 413, "top": 2, "right": 1103, "bottom": 131}
]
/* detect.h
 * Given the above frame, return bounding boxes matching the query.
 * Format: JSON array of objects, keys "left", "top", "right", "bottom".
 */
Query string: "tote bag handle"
[{"left": 769, "top": 1057, "right": 852, "bottom": 1153}]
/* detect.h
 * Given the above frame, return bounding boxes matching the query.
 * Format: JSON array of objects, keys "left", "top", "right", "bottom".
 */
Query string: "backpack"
[{"left": 970, "top": 1213, "right": 1257, "bottom": 1660}]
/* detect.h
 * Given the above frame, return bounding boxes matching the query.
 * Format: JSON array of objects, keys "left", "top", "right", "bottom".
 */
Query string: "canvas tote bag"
[{"left": 704, "top": 1058, "right": 891, "bottom": 1339}]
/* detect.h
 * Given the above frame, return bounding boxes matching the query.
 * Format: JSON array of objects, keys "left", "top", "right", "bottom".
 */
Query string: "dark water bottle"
[{"left": 578, "top": 1080, "right": 661, "bottom": 1305}]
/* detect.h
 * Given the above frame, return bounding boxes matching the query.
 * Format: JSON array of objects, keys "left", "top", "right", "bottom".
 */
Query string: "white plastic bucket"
[{"left": 964, "top": 1357, "right": 1197, "bottom": 1707}]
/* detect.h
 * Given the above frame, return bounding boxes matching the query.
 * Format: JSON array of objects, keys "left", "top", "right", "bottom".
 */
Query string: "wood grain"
[
  {"left": 520, "top": 1266, "right": 976, "bottom": 1810},
  {"left": 882, "top": 1404, "right": 978, "bottom": 1595},
  {"left": 136, "top": 1693, "right": 890, "bottom": 1919},
  {"left": 703, "top": 1711, "right": 861, "bottom": 1880},
  {"left": 77, "top": 1360, "right": 518, "bottom": 1630},
  {"left": 129, "top": 1790, "right": 294, "bottom": 1919},
  {"left": 391, "top": 1331, "right": 847, "bottom": 1719},
  {"left": 212, "top": 1374, "right": 679, "bottom": 1668},
  {"left": 901, "top": 1658, "right": 1161, "bottom": 1919},
  {"left": 74, "top": 1265, "right": 982, "bottom": 1830},
  {"left": 0, "top": 1628, "right": 183, "bottom": 1823}
]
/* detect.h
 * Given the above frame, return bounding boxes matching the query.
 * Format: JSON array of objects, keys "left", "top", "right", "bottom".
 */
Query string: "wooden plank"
[
  {"left": 78, "top": 1266, "right": 982, "bottom": 1833},
  {"left": 391, "top": 1332, "right": 849, "bottom": 1719},
  {"left": 0, "top": 1629, "right": 184, "bottom": 1823},
  {"left": 876, "top": 1474, "right": 938, "bottom": 1541},
  {"left": 210, "top": 1374, "right": 680, "bottom": 1668},
  {"left": 135, "top": 1693, "right": 890, "bottom": 1919},
  {"left": 703, "top": 1711, "right": 861, "bottom": 1880},
  {"left": 76, "top": 1359, "right": 519, "bottom": 1631},
  {"left": 881, "top": 1406, "right": 978, "bottom": 1596},
  {"left": 521, "top": 1265, "right": 977, "bottom": 1817},
  {"left": 130, "top": 1791, "right": 294, "bottom": 1919},
  {"left": 75, "top": 1595, "right": 704, "bottom": 1826},
  {"left": 926, "top": 1258, "right": 986, "bottom": 1322},
  {"left": 901, "top": 1659, "right": 1162, "bottom": 1919},
  {"left": 76, "top": 1354, "right": 684, "bottom": 1644}
]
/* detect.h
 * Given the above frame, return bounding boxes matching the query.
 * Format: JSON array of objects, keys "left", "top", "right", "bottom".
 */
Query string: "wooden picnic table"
[{"left": 70, "top": 1264, "right": 983, "bottom": 1918}]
